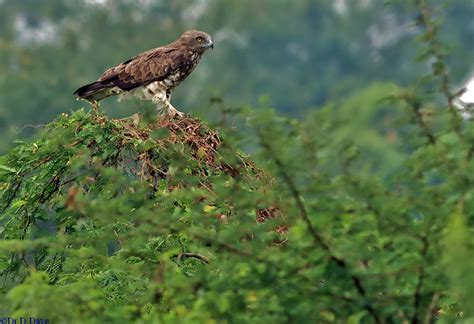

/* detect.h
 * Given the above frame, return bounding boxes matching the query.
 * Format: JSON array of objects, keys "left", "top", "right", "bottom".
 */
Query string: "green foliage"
[
  {"left": 0, "top": 87, "right": 473, "bottom": 322},
  {"left": 0, "top": 109, "right": 283, "bottom": 322}
]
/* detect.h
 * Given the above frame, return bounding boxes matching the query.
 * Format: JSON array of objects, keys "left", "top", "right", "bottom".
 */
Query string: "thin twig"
[
  {"left": 410, "top": 98, "right": 436, "bottom": 145},
  {"left": 176, "top": 253, "right": 210, "bottom": 264},
  {"left": 11, "top": 123, "right": 46, "bottom": 135},
  {"left": 415, "top": 0, "right": 463, "bottom": 137},
  {"left": 423, "top": 291, "right": 441, "bottom": 324},
  {"left": 411, "top": 235, "right": 430, "bottom": 324}
]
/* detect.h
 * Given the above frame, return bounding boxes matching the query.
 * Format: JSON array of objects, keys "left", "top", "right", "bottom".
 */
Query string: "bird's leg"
[
  {"left": 165, "top": 103, "right": 184, "bottom": 118},
  {"left": 164, "top": 93, "right": 184, "bottom": 118},
  {"left": 152, "top": 94, "right": 168, "bottom": 116},
  {"left": 153, "top": 92, "right": 184, "bottom": 118}
]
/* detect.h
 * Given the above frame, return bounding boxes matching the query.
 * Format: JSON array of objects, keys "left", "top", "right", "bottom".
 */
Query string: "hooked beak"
[{"left": 208, "top": 41, "right": 214, "bottom": 50}]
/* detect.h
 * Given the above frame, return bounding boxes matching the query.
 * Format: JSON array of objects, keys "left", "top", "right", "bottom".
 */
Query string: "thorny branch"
[
  {"left": 408, "top": 97, "right": 437, "bottom": 145},
  {"left": 254, "top": 127, "right": 382, "bottom": 324},
  {"left": 415, "top": 0, "right": 462, "bottom": 137},
  {"left": 411, "top": 235, "right": 430, "bottom": 324},
  {"left": 423, "top": 291, "right": 441, "bottom": 324}
]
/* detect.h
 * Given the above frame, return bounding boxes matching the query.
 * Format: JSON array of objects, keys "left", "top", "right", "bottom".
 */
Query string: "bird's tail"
[{"left": 73, "top": 81, "right": 114, "bottom": 102}]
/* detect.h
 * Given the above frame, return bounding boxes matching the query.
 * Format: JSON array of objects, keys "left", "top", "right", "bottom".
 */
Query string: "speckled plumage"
[{"left": 74, "top": 30, "right": 213, "bottom": 117}]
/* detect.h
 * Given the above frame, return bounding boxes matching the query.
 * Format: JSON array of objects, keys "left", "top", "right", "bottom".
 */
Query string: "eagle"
[{"left": 74, "top": 30, "right": 214, "bottom": 117}]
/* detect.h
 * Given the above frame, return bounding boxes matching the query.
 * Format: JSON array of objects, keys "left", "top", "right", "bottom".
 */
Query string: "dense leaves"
[{"left": 0, "top": 88, "right": 473, "bottom": 322}]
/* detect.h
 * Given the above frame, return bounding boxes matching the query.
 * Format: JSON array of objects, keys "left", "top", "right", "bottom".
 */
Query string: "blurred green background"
[{"left": 0, "top": 0, "right": 473, "bottom": 152}]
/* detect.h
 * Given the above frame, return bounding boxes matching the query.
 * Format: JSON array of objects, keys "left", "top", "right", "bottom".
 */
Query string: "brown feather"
[{"left": 74, "top": 30, "right": 213, "bottom": 102}]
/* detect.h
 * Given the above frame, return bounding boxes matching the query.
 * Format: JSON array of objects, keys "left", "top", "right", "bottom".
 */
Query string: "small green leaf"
[
  {"left": 347, "top": 311, "right": 367, "bottom": 324},
  {"left": 0, "top": 165, "right": 17, "bottom": 173},
  {"left": 11, "top": 199, "right": 27, "bottom": 209}
]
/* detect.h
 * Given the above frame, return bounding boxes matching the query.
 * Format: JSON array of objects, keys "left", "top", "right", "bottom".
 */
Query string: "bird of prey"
[{"left": 74, "top": 30, "right": 214, "bottom": 117}]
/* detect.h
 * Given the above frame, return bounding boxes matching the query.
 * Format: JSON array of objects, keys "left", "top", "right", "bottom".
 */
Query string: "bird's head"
[{"left": 179, "top": 30, "right": 214, "bottom": 53}]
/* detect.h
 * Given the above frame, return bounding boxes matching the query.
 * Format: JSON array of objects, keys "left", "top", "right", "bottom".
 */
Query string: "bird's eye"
[{"left": 196, "top": 37, "right": 203, "bottom": 43}]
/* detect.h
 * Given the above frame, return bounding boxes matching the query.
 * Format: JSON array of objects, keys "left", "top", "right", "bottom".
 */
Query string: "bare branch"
[{"left": 176, "top": 253, "right": 210, "bottom": 264}]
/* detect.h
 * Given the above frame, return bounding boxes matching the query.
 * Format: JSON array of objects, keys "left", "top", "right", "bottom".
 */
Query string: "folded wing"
[{"left": 74, "top": 45, "right": 184, "bottom": 102}]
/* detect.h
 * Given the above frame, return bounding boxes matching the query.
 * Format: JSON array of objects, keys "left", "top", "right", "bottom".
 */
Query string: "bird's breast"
[{"left": 160, "top": 54, "right": 201, "bottom": 90}]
